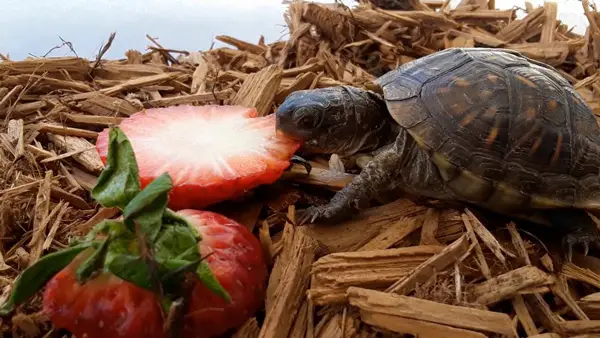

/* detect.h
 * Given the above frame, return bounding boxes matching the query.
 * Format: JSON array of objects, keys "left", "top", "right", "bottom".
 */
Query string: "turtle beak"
[{"left": 275, "top": 110, "right": 308, "bottom": 142}]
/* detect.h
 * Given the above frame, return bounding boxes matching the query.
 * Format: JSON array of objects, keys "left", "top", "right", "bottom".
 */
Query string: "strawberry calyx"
[{"left": 0, "top": 127, "right": 229, "bottom": 323}]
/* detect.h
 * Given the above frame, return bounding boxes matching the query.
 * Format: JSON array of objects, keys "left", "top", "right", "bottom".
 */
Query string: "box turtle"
[{"left": 275, "top": 47, "right": 600, "bottom": 260}]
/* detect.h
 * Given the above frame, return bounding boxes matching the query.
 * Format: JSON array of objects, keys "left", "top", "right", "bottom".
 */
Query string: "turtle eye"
[
  {"left": 300, "top": 116, "right": 315, "bottom": 127},
  {"left": 294, "top": 110, "right": 315, "bottom": 128}
]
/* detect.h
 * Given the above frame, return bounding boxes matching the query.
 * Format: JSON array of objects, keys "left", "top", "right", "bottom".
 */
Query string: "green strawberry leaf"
[
  {"left": 160, "top": 297, "right": 173, "bottom": 316},
  {"left": 197, "top": 261, "right": 230, "bottom": 303},
  {"left": 107, "top": 253, "right": 154, "bottom": 291},
  {"left": 161, "top": 258, "right": 202, "bottom": 295},
  {"left": 123, "top": 172, "right": 172, "bottom": 242},
  {"left": 91, "top": 127, "right": 141, "bottom": 209},
  {"left": 158, "top": 212, "right": 229, "bottom": 303},
  {"left": 163, "top": 209, "right": 201, "bottom": 239},
  {"left": 154, "top": 225, "right": 200, "bottom": 263},
  {"left": 76, "top": 238, "right": 110, "bottom": 284},
  {"left": 0, "top": 242, "right": 96, "bottom": 316},
  {"left": 86, "top": 219, "right": 134, "bottom": 241}
]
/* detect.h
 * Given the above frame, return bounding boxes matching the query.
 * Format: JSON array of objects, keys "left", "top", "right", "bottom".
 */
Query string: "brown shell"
[{"left": 375, "top": 48, "right": 600, "bottom": 212}]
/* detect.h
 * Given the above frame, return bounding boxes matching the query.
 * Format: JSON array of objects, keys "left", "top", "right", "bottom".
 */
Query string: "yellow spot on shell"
[
  {"left": 530, "top": 133, "right": 544, "bottom": 155},
  {"left": 486, "top": 118, "right": 501, "bottom": 148},
  {"left": 484, "top": 106, "right": 497, "bottom": 118},
  {"left": 481, "top": 90, "right": 493, "bottom": 99},
  {"left": 548, "top": 100, "right": 558, "bottom": 111},
  {"left": 516, "top": 75, "right": 537, "bottom": 88},
  {"left": 514, "top": 122, "right": 539, "bottom": 150},
  {"left": 526, "top": 107, "right": 537, "bottom": 119},
  {"left": 454, "top": 77, "right": 470, "bottom": 87},
  {"left": 487, "top": 74, "right": 499, "bottom": 83},
  {"left": 551, "top": 132, "right": 563, "bottom": 165},
  {"left": 451, "top": 103, "right": 467, "bottom": 115},
  {"left": 460, "top": 110, "right": 479, "bottom": 127}
]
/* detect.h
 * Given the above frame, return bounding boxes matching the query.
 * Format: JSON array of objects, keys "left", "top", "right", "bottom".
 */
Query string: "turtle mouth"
[
  {"left": 275, "top": 114, "right": 312, "bottom": 142},
  {"left": 276, "top": 129, "right": 308, "bottom": 142}
]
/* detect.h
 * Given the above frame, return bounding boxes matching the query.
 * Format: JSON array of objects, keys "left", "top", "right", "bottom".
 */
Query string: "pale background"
[{"left": 0, "top": 0, "right": 591, "bottom": 61}]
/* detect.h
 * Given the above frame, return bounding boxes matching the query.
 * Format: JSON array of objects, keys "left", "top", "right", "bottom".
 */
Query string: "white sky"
[{"left": 0, "top": 0, "right": 592, "bottom": 60}]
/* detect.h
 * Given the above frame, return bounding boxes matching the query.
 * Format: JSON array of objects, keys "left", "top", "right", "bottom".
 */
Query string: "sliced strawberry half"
[{"left": 96, "top": 105, "right": 301, "bottom": 210}]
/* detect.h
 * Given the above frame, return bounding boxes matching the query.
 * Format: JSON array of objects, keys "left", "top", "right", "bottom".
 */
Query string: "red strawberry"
[
  {"left": 42, "top": 249, "right": 166, "bottom": 338},
  {"left": 95, "top": 105, "right": 301, "bottom": 210},
  {"left": 177, "top": 209, "right": 267, "bottom": 338},
  {"left": 41, "top": 210, "right": 267, "bottom": 338}
]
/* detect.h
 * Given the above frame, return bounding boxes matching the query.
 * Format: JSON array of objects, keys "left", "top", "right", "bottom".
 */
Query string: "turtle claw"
[
  {"left": 286, "top": 155, "right": 312, "bottom": 175},
  {"left": 296, "top": 206, "right": 319, "bottom": 226},
  {"left": 296, "top": 206, "right": 325, "bottom": 226},
  {"left": 563, "top": 229, "right": 599, "bottom": 262}
]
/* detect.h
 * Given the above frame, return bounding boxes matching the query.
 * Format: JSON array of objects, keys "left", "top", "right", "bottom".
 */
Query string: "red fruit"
[
  {"left": 95, "top": 105, "right": 301, "bottom": 210},
  {"left": 177, "top": 209, "right": 268, "bottom": 338},
  {"left": 42, "top": 249, "right": 166, "bottom": 338},
  {"left": 42, "top": 210, "right": 267, "bottom": 338}
]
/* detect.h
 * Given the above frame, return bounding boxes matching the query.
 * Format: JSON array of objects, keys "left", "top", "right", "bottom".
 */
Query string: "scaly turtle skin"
[{"left": 276, "top": 47, "right": 600, "bottom": 261}]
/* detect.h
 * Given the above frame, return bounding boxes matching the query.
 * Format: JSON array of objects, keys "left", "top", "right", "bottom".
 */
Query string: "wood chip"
[
  {"left": 347, "top": 287, "right": 515, "bottom": 336},
  {"left": 419, "top": 208, "right": 441, "bottom": 246},
  {"left": 281, "top": 163, "right": 355, "bottom": 191},
  {"left": 358, "top": 217, "right": 423, "bottom": 251},
  {"left": 360, "top": 312, "right": 487, "bottom": 338},
  {"left": 216, "top": 35, "right": 266, "bottom": 55},
  {"left": 228, "top": 65, "right": 283, "bottom": 116},
  {"left": 386, "top": 234, "right": 470, "bottom": 295},
  {"left": 513, "top": 294, "right": 539, "bottom": 336},
  {"left": 27, "top": 171, "right": 53, "bottom": 265},
  {"left": 469, "top": 266, "right": 555, "bottom": 305},
  {"left": 100, "top": 72, "right": 182, "bottom": 96},
  {"left": 47, "top": 134, "right": 104, "bottom": 173},
  {"left": 77, "top": 93, "right": 141, "bottom": 116},
  {"left": 37, "top": 123, "right": 99, "bottom": 139},
  {"left": 464, "top": 208, "right": 514, "bottom": 262},
  {"left": 309, "top": 245, "right": 443, "bottom": 306},
  {"left": 65, "top": 113, "right": 125, "bottom": 126},
  {"left": 232, "top": 318, "right": 261, "bottom": 338},
  {"left": 0, "top": 57, "right": 90, "bottom": 76},
  {"left": 259, "top": 226, "right": 319, "bottom": 338}
]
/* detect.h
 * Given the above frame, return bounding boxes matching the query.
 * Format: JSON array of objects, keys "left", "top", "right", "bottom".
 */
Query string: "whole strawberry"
[
  {"left": 177, "top": 210, "right": 267, "bottom": 338},
  {"left": 40, "top": 210, "right": 267, "bottom": 338},
  {"left": 42, "top": 249, "right": 166, "bottom": 338}
]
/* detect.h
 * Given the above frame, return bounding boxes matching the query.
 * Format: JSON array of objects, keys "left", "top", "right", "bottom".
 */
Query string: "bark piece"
[{"left": 347, "top": 287, "right": 515, "bottom": 336}]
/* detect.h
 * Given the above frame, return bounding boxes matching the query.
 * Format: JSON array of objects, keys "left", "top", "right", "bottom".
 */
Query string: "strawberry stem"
[
  {"left": 133, "top": 220, "right": 164, "bottom": 299},
  {"left": 75, "top": 237, "right": 110, "bottom": 284}
]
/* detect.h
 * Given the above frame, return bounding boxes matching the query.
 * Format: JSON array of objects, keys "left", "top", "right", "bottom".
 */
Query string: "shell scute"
[{"left": 377, "top": 48, "right": 474, "bottom": 102}]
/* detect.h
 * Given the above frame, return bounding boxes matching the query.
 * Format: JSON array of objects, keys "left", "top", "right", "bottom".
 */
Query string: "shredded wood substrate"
[{"left": 2, "top": 0, "right": 600, "bottom": 337}]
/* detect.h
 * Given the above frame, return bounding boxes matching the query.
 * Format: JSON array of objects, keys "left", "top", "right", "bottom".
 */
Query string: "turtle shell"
[{"left": 375, "top": 47, "right": 600, "bottom": 213}]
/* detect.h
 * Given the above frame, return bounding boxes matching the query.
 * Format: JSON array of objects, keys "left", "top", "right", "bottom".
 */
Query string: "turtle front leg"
[
  {"left": 563, "top": 228, "right": 600, "bottom": 262},
  {"left": 544, "top": 208, "right": 600, "bottom": 262},
  {"left": 297, "top": 128, "right": 455, "bottom": 225},
  {"left": 297, "top": 146, "right": 401, "bottom": 225}
]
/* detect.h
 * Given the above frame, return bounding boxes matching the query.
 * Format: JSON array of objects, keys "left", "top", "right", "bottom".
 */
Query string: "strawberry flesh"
[
  {"left": 95, "top": 105, "right": 301, "bottom": 210},
  {"left": 177, "top": 210, "right": 268, "bottom": 338}
]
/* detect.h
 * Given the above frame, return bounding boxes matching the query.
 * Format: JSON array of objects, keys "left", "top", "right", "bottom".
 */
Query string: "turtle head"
[{"left": 276, "top": 86, "right": 393, "bottom": 155}]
